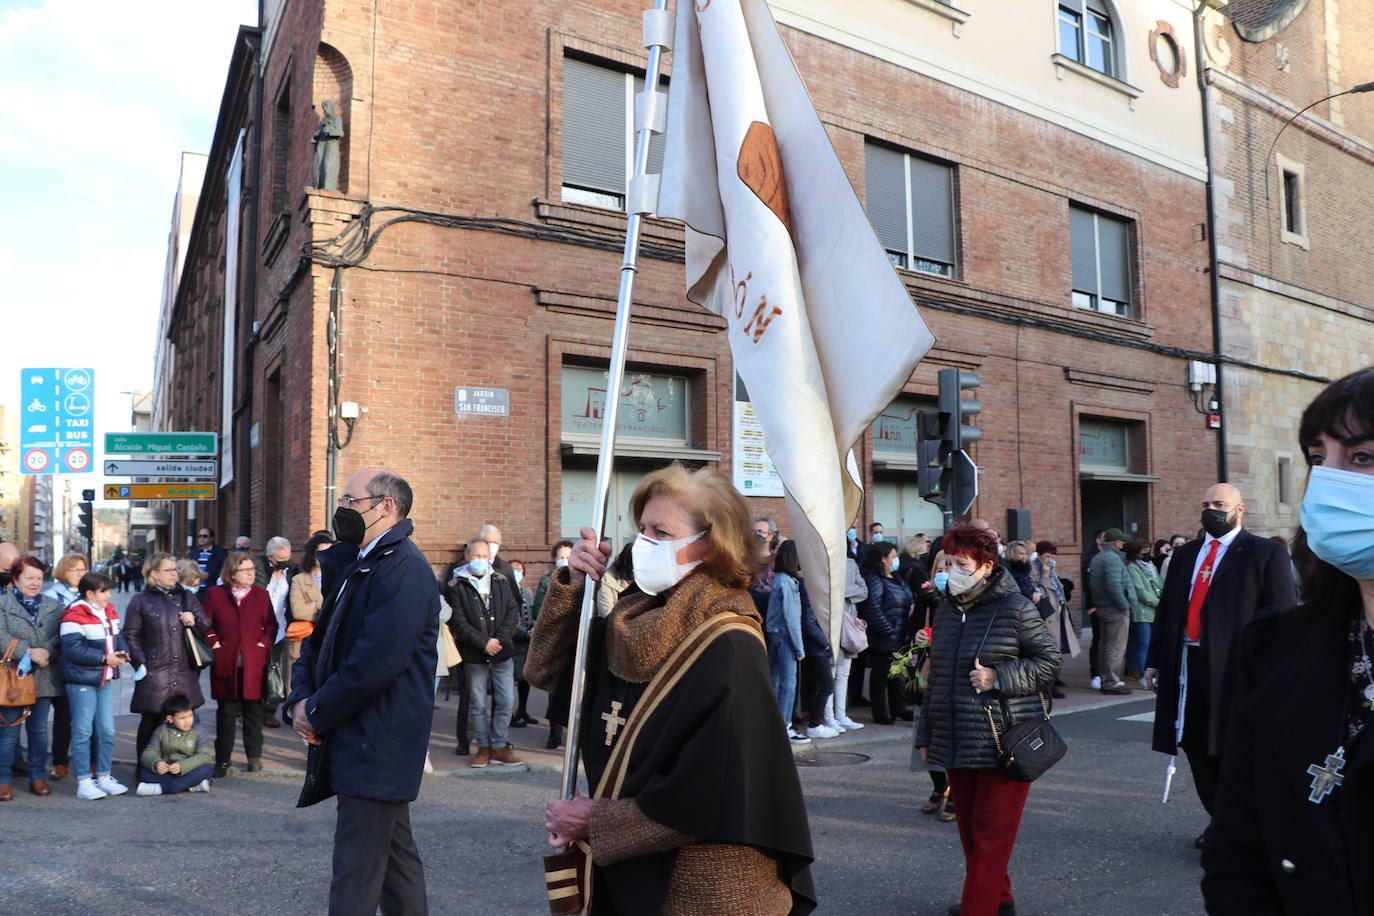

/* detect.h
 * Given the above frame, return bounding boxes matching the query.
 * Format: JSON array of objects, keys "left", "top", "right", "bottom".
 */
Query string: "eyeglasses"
[
  {"left": 197, "top": 534, "right": 211, "bottom": 539},
  {"left": 154, "top": 566, "right": 177, "bottom": 574},
  {"left": 337, "top": 493, "right": 385, "bottom": 509}
]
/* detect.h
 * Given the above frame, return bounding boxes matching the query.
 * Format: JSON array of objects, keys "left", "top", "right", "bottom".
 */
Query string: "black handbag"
[
  {"left": 973, "top": 593, "right": 1067, "bottom": 782},
  {"left": 985, "top": 694, "right": 1066, "bottom": 782},
  {"left": 179, "top": 591, "right": 213, "bottom": 671}
]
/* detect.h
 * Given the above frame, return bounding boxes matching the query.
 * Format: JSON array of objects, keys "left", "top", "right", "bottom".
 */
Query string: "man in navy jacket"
[{"left": 286, "top": 467, "right": 439, "bottom": 915}]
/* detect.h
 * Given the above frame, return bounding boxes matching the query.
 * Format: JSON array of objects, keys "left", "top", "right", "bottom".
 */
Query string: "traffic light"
[
  {"left": 78, "top": 502, "right": 94, "bottom": 546},
  {"left": 937, "top": 369, "right": 982, "bottom": 459},
  {"left": 918, "top": 369, "right": 983, "bottom": 527},
  {"left": 916, "top": 409, "right": 947, "bottom": 510}
]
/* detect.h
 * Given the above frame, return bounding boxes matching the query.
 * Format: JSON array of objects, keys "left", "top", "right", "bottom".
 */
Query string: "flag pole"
[{"left": 558, "top": 0, "right": 673, "bottom": 808}]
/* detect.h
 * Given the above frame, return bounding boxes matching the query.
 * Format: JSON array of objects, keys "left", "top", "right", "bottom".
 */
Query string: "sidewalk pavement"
[{"left": 115, "top": 625, "right": 1142, "bottom": 780}]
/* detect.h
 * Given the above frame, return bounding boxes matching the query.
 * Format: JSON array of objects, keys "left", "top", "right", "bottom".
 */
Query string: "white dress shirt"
[{"left": 1187, "top": 524, "right": 1243, "bottom": 600}]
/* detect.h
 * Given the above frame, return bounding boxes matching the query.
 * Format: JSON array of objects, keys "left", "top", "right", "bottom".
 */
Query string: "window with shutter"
[
  {"left": 561, "top": 57, "right": 669, "bottom": 210},
  {"left": 1069, "top": 204, "right": 1133, "bottom": 317},
  {"left": 863, "top": 141, "right": 957, "bottom": 277}
]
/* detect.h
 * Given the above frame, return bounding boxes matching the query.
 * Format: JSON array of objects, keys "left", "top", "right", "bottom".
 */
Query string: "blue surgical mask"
[
  {"left": 933, "top": 572, "right": 949, "bottom": 593},
  {"left": 889, "top": 554, "right": 902, "bottom": 573},
  {"left": 872, "top": 534, "right": 885, "bottom": 543},
  {"left": 513, "top": 569, "right": 524, "bottom": 586},
  {"left": 1301, "top": 466, "right": 1374, "bottom": 580},
  {"left": 467, "top": 558, "right": 491, "bottom": 578}
]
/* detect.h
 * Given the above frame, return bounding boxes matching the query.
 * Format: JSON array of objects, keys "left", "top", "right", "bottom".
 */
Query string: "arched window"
[
  {"left": 1058, "top": 0, "right": 1119, "bottom": 78},
  {"left": 312, "top": 43, "right": 353, "bottom": 193}
]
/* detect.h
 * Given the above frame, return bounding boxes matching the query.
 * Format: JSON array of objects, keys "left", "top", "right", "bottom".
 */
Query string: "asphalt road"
[{"left": 0, "top": 697, "right": 1209, "bottom": 914}]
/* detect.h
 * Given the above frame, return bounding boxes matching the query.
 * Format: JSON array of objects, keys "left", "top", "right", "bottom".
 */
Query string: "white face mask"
[
  {"left": 555, "top": 557, "right": 569, "bottom": 569},
  {"left": 946, "top": 568, "right": 979, "bottom": 596},
  {"left": 631, "top": 531, "right": 706, "bottom": 596},
  {"left": 487, "top": 543, "right": 499, "bottom": 559}
]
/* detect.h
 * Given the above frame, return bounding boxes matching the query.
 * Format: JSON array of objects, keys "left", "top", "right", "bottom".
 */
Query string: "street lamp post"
[{"left": 1263, "top": 81, "right": 1374, "bottom": 201}]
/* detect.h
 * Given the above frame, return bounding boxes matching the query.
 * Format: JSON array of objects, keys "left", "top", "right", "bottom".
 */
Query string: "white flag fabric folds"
[{"left": 658, "top": 0, "right": 934, "bottom": 644}]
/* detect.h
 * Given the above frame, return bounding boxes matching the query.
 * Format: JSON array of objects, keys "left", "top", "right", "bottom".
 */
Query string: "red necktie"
[{"left": 1185, "top": 540, "right": 1220, "bottom": 643}]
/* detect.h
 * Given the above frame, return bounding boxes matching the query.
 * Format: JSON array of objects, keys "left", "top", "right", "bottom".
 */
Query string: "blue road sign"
[{"left": 20, "top": 367, "right": 95, "bottom": 475}]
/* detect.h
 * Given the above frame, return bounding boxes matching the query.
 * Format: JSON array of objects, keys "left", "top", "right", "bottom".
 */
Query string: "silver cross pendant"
[{"left": 1305, "top": 746, "right": 1346, "bottom": 804}]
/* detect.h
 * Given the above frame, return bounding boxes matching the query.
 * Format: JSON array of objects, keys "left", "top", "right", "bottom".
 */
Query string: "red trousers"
[{"left": 946, "top": 767, "right": 1032, "bottom": 916}]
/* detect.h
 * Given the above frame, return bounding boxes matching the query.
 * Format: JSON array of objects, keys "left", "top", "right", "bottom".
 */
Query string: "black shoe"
[
  {"left": 11, "top": 758, "right": 28, "bottom": 776},
  {"left": 1051, "top": 687, "right": 1067, "bottom": 699},
  {"left": 509, "top": 715, "right": 527, "bottom": 729},
  {"left": 894, "top": 709, "right": 915, "bottom": 722},
  {"left": 1101, "top": 684, "right": 1132, "bottom": 696},
  {"left": 545, "top": 738, "right": 562, "bottom": 750},
  {"left": 872, "top": 715, "right": 895, "bottom": 725},
  {"left": 454, "top": 743, "right": 470, "bottom": 756},
  {"left": 1054, "top": 678, "right": 1066, "bottom": 687},
  {"left": 213, "top": 763, "right": 233, "bottom": 779},
  {"left": 850, "top": 696, "right": 871, "bottom": 707},
  {"left": 524, "top": 715, "right": 540, "bottom": 726}
]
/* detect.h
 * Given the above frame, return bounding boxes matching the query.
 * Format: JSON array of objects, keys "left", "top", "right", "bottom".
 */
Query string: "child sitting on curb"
[{"left": 136, "top": 694, "right": 213, "bottom": 796}]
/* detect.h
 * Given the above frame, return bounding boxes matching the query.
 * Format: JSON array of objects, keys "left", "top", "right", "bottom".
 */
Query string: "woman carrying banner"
[{"left": 528, "top": 462, "right": 815, "bottom": 915}]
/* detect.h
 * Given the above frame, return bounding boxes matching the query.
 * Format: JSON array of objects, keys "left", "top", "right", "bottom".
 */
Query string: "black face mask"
[
  {"left": 333, "top": 506, "right": 366, "bottom": 546},
  {"left": 1200, "top": 508, "right": 1236, "bottom": 539}
]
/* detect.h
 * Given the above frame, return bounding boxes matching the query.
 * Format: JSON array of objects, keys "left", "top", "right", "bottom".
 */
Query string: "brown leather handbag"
[{"left": 0, "top": 638, "right": 37, "bottom": 725}]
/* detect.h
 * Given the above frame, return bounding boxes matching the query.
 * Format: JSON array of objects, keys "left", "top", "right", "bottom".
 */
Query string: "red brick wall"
[{"left": 168, "top": 2, "right": 1221, "bottom": 589}]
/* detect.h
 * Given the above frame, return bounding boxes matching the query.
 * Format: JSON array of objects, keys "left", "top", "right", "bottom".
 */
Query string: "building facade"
[
  {"left": 161, "top": 0, "right": 1222, "bottom": 580},
  {"left": 1203, "top": 0, "right": 1374, "bottom": 536}
]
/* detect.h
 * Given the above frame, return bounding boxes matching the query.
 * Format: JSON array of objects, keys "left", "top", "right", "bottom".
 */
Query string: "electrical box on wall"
[{"left": 1207, "top": 415, "right": 1222, "bottom": 429}]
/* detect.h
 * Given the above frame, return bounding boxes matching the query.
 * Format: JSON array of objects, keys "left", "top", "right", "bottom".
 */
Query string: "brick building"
[
  {"left": 157, "top": 0, "right": 1223, "bottom": 581},
  {"left": 1201, "top": 0, "right": 1374, "bottom": 536}
]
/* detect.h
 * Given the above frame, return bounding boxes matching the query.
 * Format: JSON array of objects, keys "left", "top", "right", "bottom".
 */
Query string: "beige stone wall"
[{"left": 1222, "top": 278, "right": 1371, "bottom": 536}]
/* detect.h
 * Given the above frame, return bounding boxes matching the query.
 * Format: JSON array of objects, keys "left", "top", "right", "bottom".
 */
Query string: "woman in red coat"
[{"left": 203, "top": 551, "right": 278, "bottom": 777}]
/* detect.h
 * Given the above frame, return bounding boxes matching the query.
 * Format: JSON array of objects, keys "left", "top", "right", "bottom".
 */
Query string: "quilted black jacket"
[{"left": 916, "top": 568, "right": 1062, "bottom": 770}]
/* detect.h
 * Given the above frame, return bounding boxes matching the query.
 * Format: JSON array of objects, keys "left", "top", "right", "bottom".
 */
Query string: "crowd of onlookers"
[{"left": 0, "top": 514, "right": 1197, "bottom": 799}]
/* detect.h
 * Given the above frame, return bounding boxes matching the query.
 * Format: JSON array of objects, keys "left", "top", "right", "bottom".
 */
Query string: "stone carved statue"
[{"left": 313, "top": 99, "right": 344, "bottom": 191}]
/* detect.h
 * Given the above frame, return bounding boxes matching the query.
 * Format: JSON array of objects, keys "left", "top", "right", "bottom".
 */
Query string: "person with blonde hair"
[
  {"left": 530, "top": 463, "right": 815, "bottom": 914},
  {"left": 124, "top": 552, "right": 214, "bottom": 759},
  {"left": 42, "top": 552, "right": 88, "bottom": 780},
  {"left": 176, "top": 559, "right": 203, "bottom": 591}
]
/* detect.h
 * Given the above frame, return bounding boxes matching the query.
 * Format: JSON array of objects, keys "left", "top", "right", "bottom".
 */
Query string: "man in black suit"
[{"left": 1144, "top": 483, "right": 1297, "bottom": 842}]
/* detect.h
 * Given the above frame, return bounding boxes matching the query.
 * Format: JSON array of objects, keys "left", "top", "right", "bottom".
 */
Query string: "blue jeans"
[
  {"left": 767, "top": 641, "right": 797, "bottom": 727},
  {"left": 466, "top": 659, "right": 513, "bottom": 749},
  {"left": 138, "top": 763, "right": 213, "bottom": 793},
  {"left": 1127, "top": 622, "right": 1152, "bottom": 678},
  {"left": 67, "top": 683, "right": 115, "bottom": 778},
  {"left": 0, "top": 696, "right": 51, "bottom": 786}
]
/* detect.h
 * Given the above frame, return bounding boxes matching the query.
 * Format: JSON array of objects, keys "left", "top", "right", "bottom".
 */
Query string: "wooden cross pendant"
[
  {"left": 1306, "top": 746, "right": 1346, "bottom": 804},
  {"left": 601, "top": 700, "right": 626, "bottom": 746}
]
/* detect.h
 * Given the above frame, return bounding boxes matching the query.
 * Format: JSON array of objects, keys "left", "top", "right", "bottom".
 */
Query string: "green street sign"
[{"left": 104, "top": 432, "right": 218, "bottom": 455}]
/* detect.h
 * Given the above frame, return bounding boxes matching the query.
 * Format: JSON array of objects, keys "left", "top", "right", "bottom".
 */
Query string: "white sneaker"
[
  {"left": 136, "top": 782, "right": 162, "bottom": 797},
  {"left": 787, "top": 728, "right": 812, "bottom": 745},
  {"left": 76, "top": 778, "right": 107, "bottom": 801},
  {"left": 1139, "top": 677, "right": 1151, "bottom": 691},
  {"left": 1090, "top": 676, "right": 1103, "bottom": 691},
  {"left": 95, "top": 774, "right": 128, "bottom": 797},
  {"left": 823, "top": 717, "right": 846, "bottom": 734},
  {"left": 189, "top": 779, "right": 211, "bottom": 793},
  {"left": 806, "top": 724, "right": 840, "bottom": 739},
  {"left": 423, "top": 752, "right": 434, "bottom": 775},
  {"left": 838, "top": 716, "right": 865, "bottom": 730}
]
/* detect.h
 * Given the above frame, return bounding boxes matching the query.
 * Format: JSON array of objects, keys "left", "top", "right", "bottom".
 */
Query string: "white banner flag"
[{"left": 658, "top": 0, "right": 934, "bottom": 642}]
